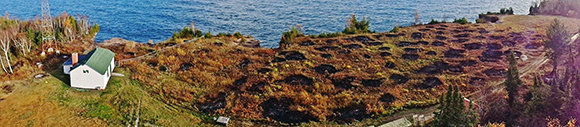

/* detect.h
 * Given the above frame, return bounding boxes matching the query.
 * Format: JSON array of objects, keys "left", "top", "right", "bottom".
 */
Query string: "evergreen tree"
[
  {"left": 545, "top": 19, "right": 570, "bottom": 78},
  {"left": 433, "top": 85, "right": 478, "bottom": 127},
  {"left": 504, "top": 50, "right": 522, "bottom": 127}
]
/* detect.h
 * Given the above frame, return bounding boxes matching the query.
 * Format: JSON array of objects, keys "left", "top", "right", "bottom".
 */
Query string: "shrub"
[
  {"left": 500, "top": 7, "right": 514, "bottom": 15},
  {"left": 453, "top": 17, "right": 470, "bottom": 24},
  {"left": 172, "top": 27, "right": 203, "bottom": 39},
  {"left": 279, "top": 26, "right": 303, "bottom": 48},
  {"left": 428, "top": 19, "right": 441, "bottom": 25},
  {"left": 233, "top": 32, "right": 243, "bottom": 38},
  {"left": 311, "top": 32, "right": 343, "bottom": 38},
  {"left": 343, "top": 14, "right": 372, "bottom": 34},
  {"left": 204, "top": 31, "right": 213, "bottom": 38},
  {"left": 389, "top": 26, "right": 401, "bottom": 33},
  {"left": 89, "top": 23, "right": 99, "bottom": 36}
]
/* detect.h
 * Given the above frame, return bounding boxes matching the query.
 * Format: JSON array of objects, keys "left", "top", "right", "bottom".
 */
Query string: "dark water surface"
[{"left": 1, "top": 0, "right": 534, "bottom": 47}]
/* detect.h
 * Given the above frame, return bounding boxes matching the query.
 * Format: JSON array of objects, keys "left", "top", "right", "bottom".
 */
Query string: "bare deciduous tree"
[
  {"left": 15, "top": 33, "right": 31, "bottom": 56},
  {"left": 0, "top": 31, "right": 13, "bottom": 74}
]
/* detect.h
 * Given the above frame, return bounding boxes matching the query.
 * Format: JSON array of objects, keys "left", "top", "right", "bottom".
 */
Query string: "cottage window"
[{"left": 83, "top": 70, "right": 89, "bottom": 73}]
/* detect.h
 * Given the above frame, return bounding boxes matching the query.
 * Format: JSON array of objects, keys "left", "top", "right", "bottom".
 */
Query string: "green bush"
[
  {"left": 428, "top": 19, "right": 441, "bottom": 24},
  {"left": 453, "top": 17, "right": 470, "bottom": 24},
  {"left": 233, "top": 32, "right": 243, "bottom": 38},
  {"left": 280, "top": 27, "right": 304, "bottom": 47},
  {"left": 500, "top": 7, "right": 514, "bottom": 15},
  {"left": 389, "top": 26, "right": 401, "bottom": 33},
  {"left": 89, "top": 23, "right": 100, "bottom": 36},
  {"left": 204, "top": 31, "right": 214, "bottom": 38},
  {"left": 172, "top": 27, "right": 203, "bottom": 39},
  {"left": 343, "top": 14, "right": 373, "bottom": 34},
  {"left": 311, "top": 32, "right": 343, "bottom": 38}
]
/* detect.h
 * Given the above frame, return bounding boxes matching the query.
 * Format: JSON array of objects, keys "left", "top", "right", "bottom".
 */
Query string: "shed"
[{"left": 62, "top": 48, "right": 115, "bottom": 89}]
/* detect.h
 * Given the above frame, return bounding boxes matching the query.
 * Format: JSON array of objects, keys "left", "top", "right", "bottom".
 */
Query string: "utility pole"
[{"left": 41, "top": 0, "right": 55, "bottom": 51}]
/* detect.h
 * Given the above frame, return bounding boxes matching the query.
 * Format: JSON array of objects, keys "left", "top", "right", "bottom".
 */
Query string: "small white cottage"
[{"left": 62, "top": 48, "right": 115, "bottom": 90}]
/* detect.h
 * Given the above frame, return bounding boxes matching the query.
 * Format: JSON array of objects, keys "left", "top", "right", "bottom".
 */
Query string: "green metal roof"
[{"left": 73, "top": 48, "right": 115, "bottom": 75}]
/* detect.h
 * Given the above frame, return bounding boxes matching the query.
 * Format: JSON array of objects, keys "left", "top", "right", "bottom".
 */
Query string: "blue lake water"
[{"left": 1, "top": 0, "right": 534, "bottom": 48}]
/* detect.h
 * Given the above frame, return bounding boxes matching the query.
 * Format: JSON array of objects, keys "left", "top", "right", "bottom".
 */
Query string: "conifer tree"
[
  {"left": 433, "top": 85, "right": 478, "bottom": 127},
  {"left": 504, "top": 50, "right": 522, "bottom": 127},
  {"left": 545, "top": 19, "right": 570, "bottom": 78}
]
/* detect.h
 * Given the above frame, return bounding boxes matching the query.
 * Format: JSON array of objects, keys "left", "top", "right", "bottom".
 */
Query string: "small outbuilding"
[{"left": 62, "top": 48, "right": 115, "bottom": 90}]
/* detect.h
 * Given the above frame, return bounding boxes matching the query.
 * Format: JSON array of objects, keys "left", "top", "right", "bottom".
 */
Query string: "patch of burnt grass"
[
  {"left": 332, "top": 76, "right": 357, "bottom": 90},
  {"left": 380, "top": 52, "right": 392, "bottom": 57},
  {"left": 362, "top": 79, "right": 383, "bottom": 87},
  {"left": 426, "top": 51, "right": 437, "bottom": 55},
  {"left": 271, "top": 57, "right": 286, "bottom": 63},
  {"left": 315, "top": 46, "right": 338, "bottom": 51},
  {"left": 418, "top": 61, "right": 448, "bottom": 74},
  {"left": 321, "top": 53, "right": 332, "bottom": 58},
  {"left": 198, "top": 93, "right": 227, "bottom": 113},
  {"left": 525, "top": 42, "right": 542, "bottom": 49},
  {"left": 415, "top": 77, "right": 443, "bottom": 89},
  {"left": 411, "top": 32, "right": 424, "bottom": 39},
  {"left": 463, "top": 29, "right": 476, "bottom": 32},
  {"left": 460, "top": 60, "right": 478, "bottom": 66},
  {"left": 314, "top": 64, "right": 339, "bottom": 74},
  {"left": 283, "top": 74, "right": 314, "bottom": 86},
  {"left": 258, "top": 68, "right": 272, "bottom": 74},
  {"left": 326, "top": 39, "right": 339, "bottom": 44},
  {"left": 487, "top": 43, "right": 504, "bottom": 50},
  {"left": 353, "top": 36, "right": 372, "bottom": 42},
  {"left": 448, "top": 65, "right": 464, "bottom": 73},
  {"left": 489, "top": 35, "right": 506, "bottom": 40},
  {"left": 343, "top": 44, "right": 363, "bottom": 49},
  {"left": 480, "top": 50, "right": 504, "bottom": 62},
  {"left": 248, "top": 82, "right": 266, "bottom": 92},
  {"left": 283, "top": 51, "right": 307, "bottom": 61},
  {"left": 364, "top": 41, "right": 383, "bottom": 46},
  {"left": 435, "top": 31, "right": 445, "bottom": 34},
  {"left": 180, "top": 63, "right": 194, "bottom": 71},
  {"left": 419, "top": 28, "right": 432, "bottom": 32},
  {"left": 300, "top": 40, "right": 315, "bottom": 46},
  {"left": 329, "top": 104, "right": 370, "bottom": 124},
  {"left": 474, "top": 35, "right": 486, "bottom": 40},
  {"left": 385, "top": 34, "right": 400, "bottom": 38},
  {"left": 390, "top": 74, "right": 409, "bottom": 84},
  {"left": 402, "top": 54, "right": 420, "bottom": 60},
  {"left": 435, "top": 35, "right": 448, "bottom": 40},
  {"left": 417, "top": 41, "right": 429, "bottom": 45},
  {"left": 337, "top": 50, "right": 351, "bottom": 54},
  {"left": 363, "top": 54, "right": 372, "bottom": 59},
  {"left": 464, "top": 43, "right": 482, "bottom": 50},
  {"left": 239, "top": 58, "right": 251, "bottom": 68},
  {"left": 379, "top": 93, "right": 396, "bottom": 104},
  {"left": 479, "top": 30, "right": 490, "bottom": 34},
  {"left": 385, "top": 62, "right": 396, "bottom": 69},
  {"left": 451, "top": 39, "right": 470, "bottom": 43},
  {"left": 261, "top": 97, "right": 317, "bottom": 124},
  {"left": 404, "top": 48, "right": 423, "bottom": 53},
  {"left": 432, "top": 41, "right": 445, "bottom": 46},
  {"left": 378, "top": 47, "right": 391, "bottom": 51},
  {"left": 483, "top": 68, "right": 506, "bottom": 77},
  {"left": 233, "top": 76, "right": 248, "bottom": 86},
  {"left": 444, "top": 49, "right": 466, "bottom": 58},
  {"left": 398, "top": 41, "right": 417, "bottom": 47},
  {"left": 454, "top": 33, "right": 470, "bottom": 38}
]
